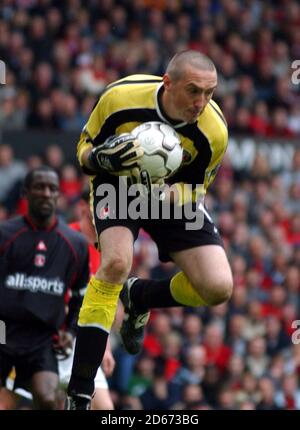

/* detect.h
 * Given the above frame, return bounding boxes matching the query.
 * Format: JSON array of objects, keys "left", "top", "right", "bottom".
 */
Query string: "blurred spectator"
[
  {"left": 256, "top": 377, "right": 281, "bottom": 410},
  {"left": 0, "top": 144, "right": 27, "bottom": 204},
  {"left": 58, "top": 94, "right": 84, "bottom": 130},
  {"left": 235, "top": 371, "right": 259, "bottom": 406},
  {"left": 79, "top": 55, "right": 108, "bottom": 95},
  {"left": 181, "top": 313, "right": 203, "bottom": 350},
  {"left": 265, "top": 316, "right": 290, "bottom": 357},
  {"left": 203, "top": 323, "right": 232, "bottom": 374},
  {"left": 60, "top": 164, "right": 82, "bottom": 204},
  {"left": 282, "top": 149, "right": 300, "bottom": 190},
  {"left": 245, "top": 337, "right": 269, "bottom": 378},
  {"left": 180, "top": 383, "right": 206, "bottom": 410},
  {"left": 266, "top": 108, "right": 294, "bottom": 138},
  {"left": 174, "top": 345, "right": 206, "bottom": 386},
  {"left": 201, "top": 364, "right": 222, "bottom": 408},
  {"left": 275, "top": 374, "right": 300, "bottom": 410},
  {"left": 224, "top": 354, "right": 245, "bottom": 390},
  {"left": 249, "top": 101, "right": 269, "bottom": 136},
  {"left": 243, "top": 300, "right": 266, "bottom": 341},
  {"left": 226, "top": 314, "right": 247, "bottom": 357},
  {"left": 43, "top": 144, "right": 65, "bottom": 173},
  {"left": 127, "top": 355, "right": 155, "bottom": 398},
  {"left": 217, "top": 386, "right": 236, "bottom": 410},
  {"left": 27, "top": 98, "right": 59, "bottom": 129},
  {"left": 143, "top": 312, "right": 172, "bottom": 358},
  {"left": 140, "top": 364, "right": 181, "bottom": 410}
]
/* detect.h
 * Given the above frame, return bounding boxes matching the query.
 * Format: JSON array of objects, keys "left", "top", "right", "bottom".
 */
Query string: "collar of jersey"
[
  {"left": 155, "top": 83, "right": 187, "bottom": 129},
  {"left": 24, "top": 215, "right": 58, "bottom": 231}
]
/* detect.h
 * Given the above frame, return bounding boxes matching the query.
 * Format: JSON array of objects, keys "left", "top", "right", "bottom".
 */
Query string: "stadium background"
[{"left": 0, "top": 0, "right": 300, "bottom": 410}]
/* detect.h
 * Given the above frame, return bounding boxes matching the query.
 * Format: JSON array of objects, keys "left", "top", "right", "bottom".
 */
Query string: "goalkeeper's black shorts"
[{"left": 91, "top": 174, "right": 223, "bottom": 262}]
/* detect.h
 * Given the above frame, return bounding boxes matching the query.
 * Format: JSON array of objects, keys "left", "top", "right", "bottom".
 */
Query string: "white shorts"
[
  {"left": 58, "top": 340, "right": 108, "bottom": 389},
  {"left": 6, "top": 359, "right": 107, "bottom": 402},
  {"left": 6, "top": 377, "right": 33, "bottom": 400}
]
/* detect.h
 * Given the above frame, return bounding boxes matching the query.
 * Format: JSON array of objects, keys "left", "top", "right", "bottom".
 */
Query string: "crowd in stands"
[
  {"left": 0, "top": 142, "right": 300, "bottom": 410},
  {"left": 0, "top": 0, "right": 300, "bottom": 410},
  {"left": 0, "top": 0, "right": 300, "bottom": 136}
]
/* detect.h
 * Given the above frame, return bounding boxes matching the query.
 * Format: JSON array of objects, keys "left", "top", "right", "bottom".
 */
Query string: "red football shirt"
[{"left": 69, "top": 222, "right": 101, "bottom": 276}]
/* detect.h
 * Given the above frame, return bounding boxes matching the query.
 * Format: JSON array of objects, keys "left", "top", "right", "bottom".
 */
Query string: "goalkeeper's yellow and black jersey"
[{"left": 77, "top": 74, "right": 228, "bottom": 193}]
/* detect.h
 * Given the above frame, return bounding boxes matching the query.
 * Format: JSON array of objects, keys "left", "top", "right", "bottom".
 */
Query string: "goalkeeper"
[{"left": 67, "top": 50, "right": 233, "bottom": 410}]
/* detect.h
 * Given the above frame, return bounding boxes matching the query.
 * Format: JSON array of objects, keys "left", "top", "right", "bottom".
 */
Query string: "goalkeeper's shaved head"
[
  {"left": 162, "top": 50, "right": 218, "bottom": 123},
  {"left": 166, "top": 50, "right": 216, "bottom": 82}
]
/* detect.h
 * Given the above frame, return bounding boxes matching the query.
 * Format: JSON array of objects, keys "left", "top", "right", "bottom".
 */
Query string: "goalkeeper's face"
[
  {"left": 163, "top": 66, "right": 217, "bottom": 124},
  {"left": 26, "top": 171, "right": 60, "bottom": 222}
]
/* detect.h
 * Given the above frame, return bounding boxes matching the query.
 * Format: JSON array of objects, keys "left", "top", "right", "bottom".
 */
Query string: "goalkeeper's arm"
[{"left": 80, "top": 146, "right": 96, "bottom": 172}]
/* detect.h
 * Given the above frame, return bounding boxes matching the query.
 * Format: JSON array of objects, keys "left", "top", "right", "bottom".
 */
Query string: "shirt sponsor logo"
[
  {"left": 5, "top": 273, "right": 65, "bottom": 296},
  {"left": 34, "top": 254, "right": 46, "bottom": 267},
  {"left": 0, "top": 60, "right": 5, "bottom": 85},
  {"left": 0, "top": 320, "right": 6, "bottom": 344}
]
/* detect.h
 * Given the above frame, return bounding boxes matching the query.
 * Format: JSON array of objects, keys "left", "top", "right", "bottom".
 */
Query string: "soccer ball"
[{"left": 131, "top": 121, "right": 183, "bottom": 182}]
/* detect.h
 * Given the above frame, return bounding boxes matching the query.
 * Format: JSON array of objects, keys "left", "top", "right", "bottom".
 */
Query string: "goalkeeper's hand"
[
  {"left": 129, "top": 170, "right": 182, "bottom": 205},
  {"left": 88, "top": 133, "right": 144, "bottom": 174},
  {"left": 129, "top": 168, "right": 166, "bottom": 201}
]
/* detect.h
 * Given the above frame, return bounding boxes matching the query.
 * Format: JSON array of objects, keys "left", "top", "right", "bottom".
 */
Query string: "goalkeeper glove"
[
  {"left": 88, "top": 133, "right": 144, "bottom": 174},
  {"left": 129, "top": 168, "right": 166, "bottom": 201}
]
